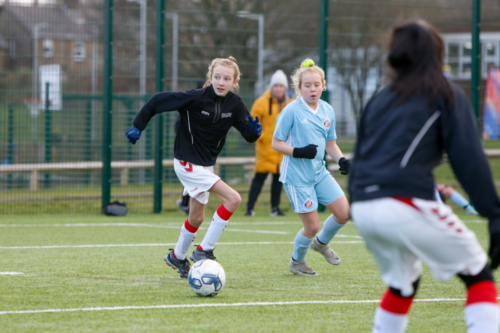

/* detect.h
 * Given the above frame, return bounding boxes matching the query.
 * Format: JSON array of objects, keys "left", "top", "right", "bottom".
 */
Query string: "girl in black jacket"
[
  {"left": 126, "top": 57, "right": 262, "bottom": 278},
  {"left": 349, "top": 21, "right": 500, "bottom": 332}
]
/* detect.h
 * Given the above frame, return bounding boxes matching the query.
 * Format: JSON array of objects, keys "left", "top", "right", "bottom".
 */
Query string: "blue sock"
[
  {"left": 291, "top": 230, "right": 313, "bottom": 262},
  {"left": 317, "top": 214, "right": 344, "bottom": 245},
  {"left": 450, "top": 191, "right": 469, "bottom": 208}
]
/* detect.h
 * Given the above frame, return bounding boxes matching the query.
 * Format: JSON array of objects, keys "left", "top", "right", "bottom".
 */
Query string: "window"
[
  {"left": 73, "top": 41, "right": 86, "bottom": 62},
  {"left": 483, "top": 42, "right": 500, "bottom": 76},
  {"left": 9, "top": 38, "right": 16, "bottom": 59},
  {"left": 443, "top": 33, "right": 500, "bottom": 80},
  {"left": 43, "top": 39, "right": 53, "bottom": 58}
]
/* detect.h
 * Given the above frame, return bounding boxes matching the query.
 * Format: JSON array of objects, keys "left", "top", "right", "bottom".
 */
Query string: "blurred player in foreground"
[
  {"left": 272, "top": 59, "right": 351, "bottom": 276},
  {"left": 349, "top": 21, "right": 500, "bottom": 333},
  {"left": 126, "top": 57, "right": 261, "bottom": 278}
]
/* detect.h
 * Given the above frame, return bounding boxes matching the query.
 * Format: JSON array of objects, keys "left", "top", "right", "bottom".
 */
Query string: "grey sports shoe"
[
  {"left": 289, "top": 258, "right": 319, "bottom": 276},
  {"left": 310, "top": 238, "right": 340, "bottom": 265},
  {"left": 190, "top": 247, "right": 216, "bottom": 262},
  {"left": 164, "top": 249, "right": 191, "bottom": 279}
]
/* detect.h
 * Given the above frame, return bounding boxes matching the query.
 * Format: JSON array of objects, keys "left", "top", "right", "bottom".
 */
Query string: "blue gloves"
[
  {"left": 125, "top": 126, "right": 142, "bottom": 144},
  {"left": 248, "top": 115, "right": 262, "bottom": 136}
]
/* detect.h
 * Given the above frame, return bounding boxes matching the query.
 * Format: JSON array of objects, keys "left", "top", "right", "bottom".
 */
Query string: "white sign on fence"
[{"left": 39, "top": 64, "right": 62, "bottom": 111}]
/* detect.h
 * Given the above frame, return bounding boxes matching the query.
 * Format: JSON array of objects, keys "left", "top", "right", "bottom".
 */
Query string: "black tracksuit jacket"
[
  {"left": 348, "top": 84, "right": 500, "bottom": 233},
  {"left": 133, "top": 85, "right": 260, "bottom": 166}
]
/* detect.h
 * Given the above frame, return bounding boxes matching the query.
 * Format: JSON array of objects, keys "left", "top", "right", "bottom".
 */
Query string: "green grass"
[{"left": 0, "top": 211, "right": 495, "bottom": 332}]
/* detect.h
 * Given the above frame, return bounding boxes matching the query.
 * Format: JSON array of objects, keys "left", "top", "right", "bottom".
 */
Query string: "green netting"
[{"left": 0, "top": 0, "right": 499, "bottom": 214}]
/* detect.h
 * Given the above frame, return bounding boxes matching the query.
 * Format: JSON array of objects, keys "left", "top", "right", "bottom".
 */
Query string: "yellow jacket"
[{"left": 251, "top": 90, "right": 293, "bottom": 174}]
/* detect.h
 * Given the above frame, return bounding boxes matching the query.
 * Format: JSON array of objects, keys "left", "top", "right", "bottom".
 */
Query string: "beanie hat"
[{"left": 269, "top": 70, "right": 288, "bottom": 89}]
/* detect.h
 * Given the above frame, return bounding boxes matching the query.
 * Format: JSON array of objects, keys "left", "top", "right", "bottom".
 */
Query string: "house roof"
[{"left": 5, "top": 5, "right": 91, "bottom": 41}]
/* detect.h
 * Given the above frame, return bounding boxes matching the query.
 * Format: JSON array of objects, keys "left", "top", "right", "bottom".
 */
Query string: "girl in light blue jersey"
[{"left": 272, "top": 59, "right": 351, "bottom": 276}]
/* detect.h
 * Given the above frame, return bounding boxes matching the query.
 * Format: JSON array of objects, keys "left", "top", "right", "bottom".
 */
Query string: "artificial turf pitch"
[{"left": 0, "top": 212, "right": 494, "bottom": 332}]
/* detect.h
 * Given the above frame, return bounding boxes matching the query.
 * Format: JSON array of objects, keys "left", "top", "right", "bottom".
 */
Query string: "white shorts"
[
  {"left": 173, "top": 158, "right": 220, "bottom": 205},
  {"left": 351, "top": 197, "right": 487, "bottom": 297}
]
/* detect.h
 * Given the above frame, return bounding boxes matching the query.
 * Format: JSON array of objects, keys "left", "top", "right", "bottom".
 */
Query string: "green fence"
[{"left": 1, "top": 0, "right": 499, "bottom": 214}]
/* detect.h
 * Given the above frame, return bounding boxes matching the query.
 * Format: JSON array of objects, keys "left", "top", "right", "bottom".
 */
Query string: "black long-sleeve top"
[
  {"left": 133, "top": 85, "right": 260, "bottom": 166},
  {"left": 349, "top": 84, "right": 500, "bottom": 233}
]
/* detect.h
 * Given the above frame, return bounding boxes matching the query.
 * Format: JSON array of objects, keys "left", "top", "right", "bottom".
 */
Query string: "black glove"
[
  {"left": 338, "top": 157, "right": 352, "bottom": 175},
  {"left": 489, "top": 231, "right": 500, "bottom": 269},
  {"left": 293, "top": 144, "right": 318, "bottom": 159}
]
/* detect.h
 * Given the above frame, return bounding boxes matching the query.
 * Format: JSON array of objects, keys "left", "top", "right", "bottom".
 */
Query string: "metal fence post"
[
  {"left": 85, "top": 100, "right": 92, "bottom": 186},
  {"left": 7, "top": 103, "right": 14, "bottom": 189},
  {"left": 154, "top": 0, "right": 165, "bottom": 213},
  {"left": 44, "top": 82, "right": 51, "bottom": 188},
  {"left": 471, "top": 0, "right": 481, "bottom": 134},
  {"left": 318, "top": 0, "right": 329, "bottom": 213},
  {"left": 319, "top": 0, "right": 329, "bottom": 103},
  {"left": 102, "top": 0, "right": 114, "bottom": 208}
]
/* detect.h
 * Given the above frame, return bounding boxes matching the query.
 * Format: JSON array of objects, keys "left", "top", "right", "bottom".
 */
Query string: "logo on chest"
[
  {"left": 201, "top": 110, "right": 210, "bottom": 116},
  {"left": 221, "top": 113, "right": 232, "bottom": 119},
  {"left": 323, "top": 119, "right": 330, "bottom": 128}
]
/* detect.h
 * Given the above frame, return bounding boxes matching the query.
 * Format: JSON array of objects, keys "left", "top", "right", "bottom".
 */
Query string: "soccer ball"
[{"left": 188, "top": 259, "right": 226, "bottom": 297}]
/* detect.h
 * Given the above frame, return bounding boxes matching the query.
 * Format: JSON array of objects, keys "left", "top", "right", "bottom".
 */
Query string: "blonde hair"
[
  {"left": 203, "top": 56, "right": 241, "bottom": 92},
  {"left": 291, "top": 58, "right": 327, "bottom": 97}
]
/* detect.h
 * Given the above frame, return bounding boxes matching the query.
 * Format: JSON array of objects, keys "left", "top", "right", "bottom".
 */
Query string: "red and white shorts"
[
  {"left": 351, "top": 197, "right": 487, "bottom": 297},
  {"left": 173, "top": 158, "right": 220, "bottom": 204}
]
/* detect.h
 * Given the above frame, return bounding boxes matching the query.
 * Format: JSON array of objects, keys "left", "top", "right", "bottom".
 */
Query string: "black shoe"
[
  {"left": 164, "top": 249, "right": 191, "bottom": 278},
  {"left": 244, "top": 208, "right": 255, "bottom": 216},
  {"left": 270, "top": 207, "right": 285, "bottom": 217},
  {"left": 190, "top": 246, "right": 217, "bottom": 262},
  {"left": 176, "top": 199, "right": 190, "bottom": 215}
]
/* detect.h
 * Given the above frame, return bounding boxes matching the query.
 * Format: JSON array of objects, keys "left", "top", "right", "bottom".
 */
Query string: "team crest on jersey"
[
  {"left": 323, "top": 119, "right": 330, "bottom": 128},
  {"left": 201, "top": 110, "right": 210, "bottom": 116},
  {"left": 221, "top": 113, "right": 232, "bottom": 118},
  {"left": 304, "top": 199, "right": 313, "bottom": 209}
]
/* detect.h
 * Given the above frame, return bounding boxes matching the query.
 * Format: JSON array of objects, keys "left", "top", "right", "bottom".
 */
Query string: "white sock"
[
  {"left": 199, "top": 211, "right": 228, "bottom": 251},
  {"left": 174, "top": 223, "right": 197, "bottom": 260},
  {"left": 372, "top": 307, "right": 409, "bottom": 333},
  {"left": 464, "top": 303, "right": 500, "bottom": 333}
]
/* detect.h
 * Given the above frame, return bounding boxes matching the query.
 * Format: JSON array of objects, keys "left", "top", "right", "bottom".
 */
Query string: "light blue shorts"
[{"left": 283, "top": 174, "right": 345, "bottom": 213}]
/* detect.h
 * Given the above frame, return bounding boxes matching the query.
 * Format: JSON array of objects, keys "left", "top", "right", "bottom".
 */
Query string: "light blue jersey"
[{"left": 273, "top": 97, "right": 337, "bottom": 186}]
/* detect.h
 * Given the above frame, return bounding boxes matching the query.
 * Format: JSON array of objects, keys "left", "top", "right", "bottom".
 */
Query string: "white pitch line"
[
  {"left": 225, "top": 229, "right": 289, "bottom": 235},
  {"left": 0, "top": 297, "right": 475, "bottom": 315},
  {"left": 0, "top": 272, "right": 24, "bottom": 275},
  {"left": 0, "top": 223, "right": 291, "bottom": 235},
  {"left": 0, "top": 222, "right": 363, "bottom": 238},
  {"left": 0, "top": 241, "right": 364, "bottom": 250},
  {"left": 0, "top": 221, "right": 306, "bottom": 228}
]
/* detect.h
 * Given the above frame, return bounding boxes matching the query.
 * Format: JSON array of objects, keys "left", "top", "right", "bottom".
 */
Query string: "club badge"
[{"left": 304, "top": 199, "right": 313, "bottom": 209}]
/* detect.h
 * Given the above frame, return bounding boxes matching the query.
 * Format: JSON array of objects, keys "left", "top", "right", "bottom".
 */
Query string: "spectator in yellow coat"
[{"left": 245, "top": 70, "right": 293, "bottom": 216}]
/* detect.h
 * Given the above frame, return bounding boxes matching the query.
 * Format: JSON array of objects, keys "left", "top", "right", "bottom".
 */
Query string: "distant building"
[
  {"left": 0, "top": 33, "right": 8, "bottom": 71},
  {"left": 0, "top": 4, "right": 96, "bottom": 78},
  {"left": 442, "top": 32, "right": 500, "bottom": 81}
]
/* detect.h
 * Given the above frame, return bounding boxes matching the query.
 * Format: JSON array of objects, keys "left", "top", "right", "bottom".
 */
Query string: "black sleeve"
[
  {"left": 442, "top": 86, "right": 500, "bottom": 233},
  {"left": 133, "top": 90, "right": 196, "bottom": 131},
  {"left": 232, "top": 99, "right": 260, "bottom": 143},
  {"left": 174, "top": 114, "right": 181, "bottom": 134}
]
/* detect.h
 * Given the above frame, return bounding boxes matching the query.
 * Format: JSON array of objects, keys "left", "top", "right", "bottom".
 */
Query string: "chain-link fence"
[{"left": 1, "top": 0, "right": 499, "bottom": 214}]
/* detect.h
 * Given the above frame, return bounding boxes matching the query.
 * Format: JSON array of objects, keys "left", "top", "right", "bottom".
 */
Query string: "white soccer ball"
[{"left": 188, "top": 259, "right": 226, "bottom": 297}]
